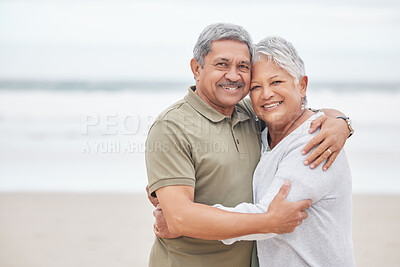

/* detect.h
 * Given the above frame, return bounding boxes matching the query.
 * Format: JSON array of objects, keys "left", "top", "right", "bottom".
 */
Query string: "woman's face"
[{"left": 250, "top": 58, "right": 307, "bottom": 128}]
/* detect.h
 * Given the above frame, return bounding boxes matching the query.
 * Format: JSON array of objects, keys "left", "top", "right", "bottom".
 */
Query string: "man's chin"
[{"left": 220, "top": 96, "right": 245, "bottom": 107}]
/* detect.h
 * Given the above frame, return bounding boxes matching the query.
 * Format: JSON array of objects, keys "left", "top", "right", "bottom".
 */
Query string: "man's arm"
[
  {"left": 154, "top": 182, "right": 310, "bottom": 240},
  {"left": 303, "top": 109, "right": 351, "bottom": 171},
  {"left": 241, "top": 98, "right": 351, "bottom": 171}
]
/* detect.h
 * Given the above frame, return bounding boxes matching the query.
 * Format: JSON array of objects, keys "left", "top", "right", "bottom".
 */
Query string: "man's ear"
[
  {"left": 190, "top": 58, "right": 202, "bottom": 81},
  {"left": 299, "top": 75, "right": 308, "bottom": 97}
]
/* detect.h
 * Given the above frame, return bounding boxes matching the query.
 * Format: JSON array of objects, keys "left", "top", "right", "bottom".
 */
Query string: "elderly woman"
[{"left": 214, "top": 37, "right": 355, "bottom": 266}]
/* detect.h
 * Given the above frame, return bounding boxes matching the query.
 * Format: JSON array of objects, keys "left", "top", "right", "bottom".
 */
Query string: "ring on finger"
[{"left": 327, "top": 148, "right": 332, "bottom": 155}]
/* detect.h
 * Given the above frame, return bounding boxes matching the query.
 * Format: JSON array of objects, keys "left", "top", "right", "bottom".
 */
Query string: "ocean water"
[{"left": 0, "top": 82, "right": 399, "bottom": 194}]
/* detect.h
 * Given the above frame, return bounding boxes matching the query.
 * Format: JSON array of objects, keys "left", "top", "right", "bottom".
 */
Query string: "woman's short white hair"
[{"left": 254, "top": 36, "right": 305, "bottom": 84}]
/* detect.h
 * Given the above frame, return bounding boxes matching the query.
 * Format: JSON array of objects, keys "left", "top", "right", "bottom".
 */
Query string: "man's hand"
[
  {"left": 146, "top": 185, "right": 159, "bottom": 207},
  {"left": 302, "top": 115, "right": 349, "bottom": 171},
  {"left": 266, "top": 181, "right": 312, "bottom": 234},
  {"left": 153, "top": 205, "right": 181, "bottom": 239}
]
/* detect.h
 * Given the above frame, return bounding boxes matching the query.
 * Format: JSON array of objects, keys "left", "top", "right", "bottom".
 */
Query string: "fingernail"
[
  {"left": 284, "top": 181, "right": 290, "bottom": 186},
  {"left": 323, "top": 167, "right": 327, "bottom": 171},
  {"left": 310, "top": 164, "right": 315, "bottom": 169},
  {"left": 302, "top": 151, "right": 306, "bottom": 155},
  {"left": 304, "top": 160, "right": 309, "bottom": 165}
]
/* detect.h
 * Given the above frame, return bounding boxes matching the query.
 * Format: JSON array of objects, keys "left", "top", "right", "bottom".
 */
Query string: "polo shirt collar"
[{"left": 185, "top": 86, "right": 250, "bottom": 124}]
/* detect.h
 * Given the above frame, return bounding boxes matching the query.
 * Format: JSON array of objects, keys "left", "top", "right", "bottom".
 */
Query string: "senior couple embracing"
[{"left": 145, "top": 23, "right": 355, "bottom": 267}]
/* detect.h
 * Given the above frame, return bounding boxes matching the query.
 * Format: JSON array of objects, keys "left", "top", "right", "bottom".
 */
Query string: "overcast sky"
[{"left": 0, "top": 0, "right": 399, "bottom": 83}]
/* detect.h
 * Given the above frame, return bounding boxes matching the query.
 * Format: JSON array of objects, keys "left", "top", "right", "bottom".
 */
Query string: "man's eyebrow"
[
  {"left": 240, "top": 60, "right": 251, "bottom": 65},
  {"left": 216, "top": 58, "right": 229, "bottom": 62}
]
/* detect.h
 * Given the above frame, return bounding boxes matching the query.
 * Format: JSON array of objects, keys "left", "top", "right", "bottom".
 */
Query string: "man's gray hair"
[
  {"left": 255, "top": 36, "right": 305, "bottom": 84},
  {"left": 193, "top": 23, "right": 253, "bottom": 67}
]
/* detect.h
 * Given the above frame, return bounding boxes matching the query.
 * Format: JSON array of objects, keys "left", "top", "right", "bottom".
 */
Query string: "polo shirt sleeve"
[{"left": 146, "top": 119, "right": 195, "bottom": 197}]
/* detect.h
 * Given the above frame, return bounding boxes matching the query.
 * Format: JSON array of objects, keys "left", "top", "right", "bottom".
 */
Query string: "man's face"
[{"left": 192, "top": 40, "right": 251, "bottom": 115}]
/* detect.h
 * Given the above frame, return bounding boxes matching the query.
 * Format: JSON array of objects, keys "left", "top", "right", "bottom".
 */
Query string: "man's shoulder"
[
  {"left": 154, "top": 98, "right": 193, "bottom": 122},
  {"left": 149, "top": 97, "right": 198, "bottom": 135}
]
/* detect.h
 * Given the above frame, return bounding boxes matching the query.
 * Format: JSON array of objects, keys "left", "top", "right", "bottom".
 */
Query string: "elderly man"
[{"left": 145, "top": 23, "right": 351, "bottom": 267}]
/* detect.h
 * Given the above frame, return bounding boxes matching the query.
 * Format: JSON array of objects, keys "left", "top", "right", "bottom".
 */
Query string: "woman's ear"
[
  {"left": 299, "top": 75, "right": 308, "bottom": 97},
  {"left": 190, "top": 58, "right": 201, "bottom": 81}
]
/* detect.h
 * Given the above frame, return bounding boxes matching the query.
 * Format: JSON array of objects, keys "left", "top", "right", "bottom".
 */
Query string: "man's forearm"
[
  {"left": 164, "top": 200, "right": 274, "bottom": 240},
  {"left": 321, "top": 108, "right": 345, "bottom": 117},
  {"left": 156, "top": 185, "right": 278, "bottom": 240},
  {"left": 156, "top": 184, "right": 310, "bottom": 240}
]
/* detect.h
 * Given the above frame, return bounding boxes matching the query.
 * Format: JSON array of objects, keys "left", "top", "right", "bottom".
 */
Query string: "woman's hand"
[
  {"left": 153, "top": 205, "right": 181, "bottom": 239},
  {"left": 146, "top": 185, "right": 180, "bottom": 238},
  {"left": 146, "top": 185, "right": 159, "bottom": 207},
  {"left": 302, "top": 115, "right": 349, "bottom": 171}
]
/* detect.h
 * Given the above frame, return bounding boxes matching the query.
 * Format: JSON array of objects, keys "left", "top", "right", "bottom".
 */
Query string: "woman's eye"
[
  {"left": 272, "top": 81, "right": 282, "bottom": 85},
  {"left": 250, "top": 86, "right": 260, "bottom": 91}
]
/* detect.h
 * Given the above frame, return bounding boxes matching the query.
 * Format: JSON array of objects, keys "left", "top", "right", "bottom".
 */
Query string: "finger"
[
  {"left": 275, "top": 181, "right": 291, "bottom": 200},
  {"left": 297, "top": 220, "right": 303, "bottom": 226},
  {"left": 154, "top": 226, "right": 161, "bottom": 237},
  {"left": 322, "top": 151, "right": 338, "bottom": 171},
  {"left": 304, "top": 136, "right": 330, "bottom": 166},
  {"left": 300, "top": 211, "right": 308, "bottom": 220},
  {"left": 146, "top": 185, "right": 159, "bottom": 207},
  {"left": 302, "top": 134, "right": 324, "bottom": 158},
  {"left": 309, "top": 148, "right": 333, "bottom": 169},
  {"left": 153, "top": 208, "right": 161, "bottom": 218},
  {"left": 308, "top": 116, "right": 325, "bottom": 134},
  {"left": 297, "top": 199, "right": 312, "bottom": 210}
]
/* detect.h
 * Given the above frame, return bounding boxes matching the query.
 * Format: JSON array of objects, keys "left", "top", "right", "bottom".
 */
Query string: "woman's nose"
[{"left": 261, "top": 86, "right": 274, "bottom": 99}]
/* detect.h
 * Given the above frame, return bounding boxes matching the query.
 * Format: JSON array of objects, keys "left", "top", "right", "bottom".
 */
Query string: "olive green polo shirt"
[{"left": 146, "top": 86, "right": 261, "bottom": 267}]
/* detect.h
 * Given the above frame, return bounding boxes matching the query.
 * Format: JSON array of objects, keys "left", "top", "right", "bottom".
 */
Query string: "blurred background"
[{"left": 0, "top": 0, "right": 399, "bottom": 266}]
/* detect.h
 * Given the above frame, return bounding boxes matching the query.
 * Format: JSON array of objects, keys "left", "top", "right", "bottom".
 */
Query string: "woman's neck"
[{"left": 267, "top": 109, "right": 314, "bottom": 149}]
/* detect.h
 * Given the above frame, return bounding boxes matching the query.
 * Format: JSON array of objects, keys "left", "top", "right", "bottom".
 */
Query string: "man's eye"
[{"left": 216, "top": 62, "right": 228, "bottom": 66}]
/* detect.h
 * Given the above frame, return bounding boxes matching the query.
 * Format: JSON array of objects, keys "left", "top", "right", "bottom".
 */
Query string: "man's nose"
[{"left": 225, "top": 67, "right": 240, "bottom": 82}]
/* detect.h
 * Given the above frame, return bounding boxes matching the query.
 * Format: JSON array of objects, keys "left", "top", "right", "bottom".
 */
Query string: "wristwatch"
[{"left": 336, "top": 116, "right": 354, "bottom": 138}]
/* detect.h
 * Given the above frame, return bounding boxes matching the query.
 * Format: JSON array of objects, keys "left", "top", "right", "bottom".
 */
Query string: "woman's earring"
[
  {"left": 255, "top": 115, "right": 259, "bottom": 121},
  {"left": 301, "top": 100, "right": 305, "bottom": 110}
]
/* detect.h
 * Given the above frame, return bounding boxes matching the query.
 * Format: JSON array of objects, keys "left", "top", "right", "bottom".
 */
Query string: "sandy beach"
[{"left": 0, "top": 193, "right": 399, "bottom": 267}]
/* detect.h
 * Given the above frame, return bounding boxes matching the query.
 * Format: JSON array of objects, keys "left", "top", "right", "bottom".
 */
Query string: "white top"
[{"left": 215, "top": 112, "right": 355, "bottom": 267}]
